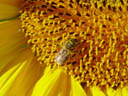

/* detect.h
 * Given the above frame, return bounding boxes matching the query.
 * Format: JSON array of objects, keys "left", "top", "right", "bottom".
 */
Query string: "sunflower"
[{"left": 0, "top": 0, "right": 128, "bottom": 96}]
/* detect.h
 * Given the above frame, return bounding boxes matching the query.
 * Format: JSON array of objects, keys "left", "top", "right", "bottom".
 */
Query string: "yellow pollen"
[{"left": 20, "top": 0, "right": 128, "bottom": 89}]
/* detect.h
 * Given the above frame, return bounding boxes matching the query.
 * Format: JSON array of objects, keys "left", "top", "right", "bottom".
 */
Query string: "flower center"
[{"left": 20, "top": 0, "right": 128, "bottom": 89}]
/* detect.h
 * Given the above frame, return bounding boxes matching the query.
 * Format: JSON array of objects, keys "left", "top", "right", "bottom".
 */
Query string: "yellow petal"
[
  {"left": 106, "top": 87, "right": 122, "bottom": 96},
  {"left": 0, "top": 62, "right": 21, "bottom": 89},
  {"left": 90, "top": 86, "right": 105, "bottom": 96},
  {"left": 70, "top": 76, "right": 87, "bottom": 96},
  {"left": 0, "top": 48, "right": 45, "bottom": 96},
  {"left": 32, "top": 67, "right": 68, "bottom": 96},
  {"left": 0, "top": 19, "right": 23, "bottom": 44},
  {"left": 107, "top": 88, "right": 116, "bottom": 96},
  {"left": 122, "top": 86, "right": 128, "bottom": 96},
  {"left": 0, "top": 0, "right": 24, "bottom": 7},
  {"left": 115, "top": 89, "right": 122, "bottom": 96},
  {"left": 32, "top": 67, "right": 86, "bottom": 96},
  {"left": 0, "top": 4, "right": 20, "bottom": 21},
  {"left": 0, "top": 17, "right": 45, "bottom": 96},
  {"left": 5, "top": 58, "right": 45, "bottom": 96},
  {"left": 0, "top": 19, "right": 25, "bottom": 74},
  {"left": 0, "top": 61, "right": 25, "bottom": 96}
]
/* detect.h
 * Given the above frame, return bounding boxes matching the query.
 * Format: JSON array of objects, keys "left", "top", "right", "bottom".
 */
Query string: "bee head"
[
  {"left": 70, "top": 38, "right": 78, "bottom": 45},
  {"left": 65, "top": 38, "right": 79, "bottom": 50}
]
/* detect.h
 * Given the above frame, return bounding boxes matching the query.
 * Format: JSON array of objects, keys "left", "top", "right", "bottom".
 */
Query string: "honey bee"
[{"left": 54, "top": 38, "right": 79, "bottom": 65}]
